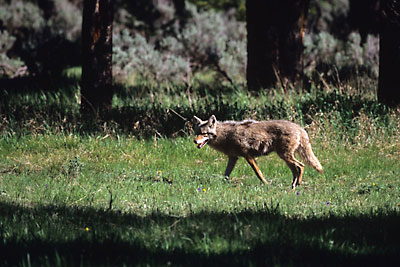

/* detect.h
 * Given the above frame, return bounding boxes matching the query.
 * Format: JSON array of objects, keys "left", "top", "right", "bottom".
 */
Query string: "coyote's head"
[{"left": 193, "top": 115, "right": 217, "bottom": 149}]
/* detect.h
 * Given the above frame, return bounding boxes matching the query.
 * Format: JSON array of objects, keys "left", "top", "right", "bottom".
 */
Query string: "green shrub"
[
  {"left": 113, "top": 3, "right": 246, "bottom": 85},
  {"left": 0, "top": 0, "right": 81, "bottom": 77},
  {"left": 304, "top": 32, "right": 379, "bottom": 90},
  {"left": 0, "top": 30, "right": 24, "bottom": 77}
]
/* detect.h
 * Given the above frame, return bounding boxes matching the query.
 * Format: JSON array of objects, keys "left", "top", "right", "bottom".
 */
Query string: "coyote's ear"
[
  {"left": 208, "top": 115, "right": 217, "bottom": 126},
  {"left": 193, "top": 116, "right": 203, "bottom": 125}
]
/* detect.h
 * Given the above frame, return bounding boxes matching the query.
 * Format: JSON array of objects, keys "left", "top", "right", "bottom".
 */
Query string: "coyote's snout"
[{"left": 193, "top": 115, "right": 323, "bottom": 189}]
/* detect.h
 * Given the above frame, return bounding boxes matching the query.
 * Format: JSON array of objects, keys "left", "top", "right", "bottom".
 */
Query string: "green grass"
[
  {"left": 1, "top": 80, "right": 400, "bottom": 265},
  {"left": 1, "top": 129, "right": 400, "bottom": 266},
  {"left": 1, "top": 79, "right": 391, "bottom": 138}
]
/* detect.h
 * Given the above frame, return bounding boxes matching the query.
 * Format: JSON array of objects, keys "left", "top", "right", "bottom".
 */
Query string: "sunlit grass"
[
  {"left": 1, "top": 82, "right": 400, "bottom": 265},
  {"left": 1, "top": 130, "right": 399, "bottom": 265},
  {"left": 1, "top": 130, "right": 399, "bottom": 215}
]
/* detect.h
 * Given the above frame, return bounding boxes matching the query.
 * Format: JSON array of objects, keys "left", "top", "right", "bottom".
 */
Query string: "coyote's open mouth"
[
  {"left": 195, "top": 135, "right": 209, "bottom": 149},
  {"left": 197, "top": 139, "right": 208, "bottom": 149}
]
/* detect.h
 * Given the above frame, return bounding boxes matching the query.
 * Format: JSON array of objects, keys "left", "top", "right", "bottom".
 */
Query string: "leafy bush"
[
  {"left": 188, "top": 0, "right": 246, "bottom": 20},
  {"left": 0, "top": 0, "right": 81, "bottom": 77},
  {"left": 173, "top": 3, "right": 246, "bottom": 82},
  {"left": 0, "top": 30, "right": 24, "bottom": 77},
  {"left": 0, "top": 0, "right": 45, "bottom": 31},
  {"left": 46, "top": 0, "right": 82, "bottom": 41},
  {"left": 113, "top": 30, "right": 188, "bottom": 84},
  {"left": 308, "top": 0, "right": 350, "bottom": 36},
  {"left": 113, "top": 3, "right": 246, "bottom": 85},
  {"left": 304, "top": 31, "right": 379, "bottom": 89},
  {"left": 0, "top": 0, "right": 44, "bottom": 76}
]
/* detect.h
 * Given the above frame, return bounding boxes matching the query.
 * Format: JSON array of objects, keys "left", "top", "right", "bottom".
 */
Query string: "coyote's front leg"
[{"left": 224, "top": 156, "right": 238, "bottom": 180}]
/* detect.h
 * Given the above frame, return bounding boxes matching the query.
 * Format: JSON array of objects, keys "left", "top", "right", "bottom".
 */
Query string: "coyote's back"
[{"left": 193, "top": 115, "right": 322, "bottom": 189}]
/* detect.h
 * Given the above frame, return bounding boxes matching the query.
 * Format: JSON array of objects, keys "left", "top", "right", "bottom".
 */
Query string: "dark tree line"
[
  {"left": 245, "top": 0, "right": 400, "bottom": 106},
  {"left": 378, "top": 0, "right": 400, "bottom": 107},
  {"left": 81, "top": 0, "right": 113, "bottom": 112},
  {"left": 80, "top": 0, "right": 400, "bottom": 110},
  {"left": 246, "top": 0, "right": 309, "bottom": 91}
]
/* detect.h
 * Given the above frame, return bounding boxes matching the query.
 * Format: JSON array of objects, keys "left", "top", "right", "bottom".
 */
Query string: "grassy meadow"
[{"left": 1, "top": 84, "right": 400, "bottom": 266}]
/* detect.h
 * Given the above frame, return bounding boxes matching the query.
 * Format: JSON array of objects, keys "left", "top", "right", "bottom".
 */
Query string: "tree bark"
[
  {"left": 81, "top": 0, "right": 113, "bottom": 112},
  {"left": 378, "top": 0, "right": 400, "bottom": 107},
  {"left": 246, "top": 0, "right": 309, "bottom": 91}
]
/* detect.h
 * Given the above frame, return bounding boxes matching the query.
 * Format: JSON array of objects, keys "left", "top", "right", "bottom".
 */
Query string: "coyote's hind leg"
[
  {"left": 246, "top": 156, "right": 268, "bottom": 184},
  {"left": 278, "top": 153, "right": 304, "bottom": 189}
]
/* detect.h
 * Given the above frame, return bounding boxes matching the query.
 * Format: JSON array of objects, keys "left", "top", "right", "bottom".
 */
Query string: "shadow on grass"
[{"left": 1, "top": 201, "right": 399, "bottom": 266}]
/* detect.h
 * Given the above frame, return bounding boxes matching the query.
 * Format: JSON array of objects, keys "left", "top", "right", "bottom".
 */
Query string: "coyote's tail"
[{"left": 298, "top": 129, "right": 323, "bottom": 174}]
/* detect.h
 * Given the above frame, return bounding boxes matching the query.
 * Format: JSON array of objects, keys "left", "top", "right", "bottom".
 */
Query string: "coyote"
[{"left": 193, "top": 115, "right": 323, "bottom": 189}]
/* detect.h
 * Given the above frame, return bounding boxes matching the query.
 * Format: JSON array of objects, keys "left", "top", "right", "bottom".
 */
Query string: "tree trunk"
[
  {"left": 81, "top": 0, "right": 113, "bottom": 112},
  {"left": 246, "top": 0, "right": 309, "bottom": 91},
  {"left": 378, "top": 0, "right": 400, "bottom": 107}
]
